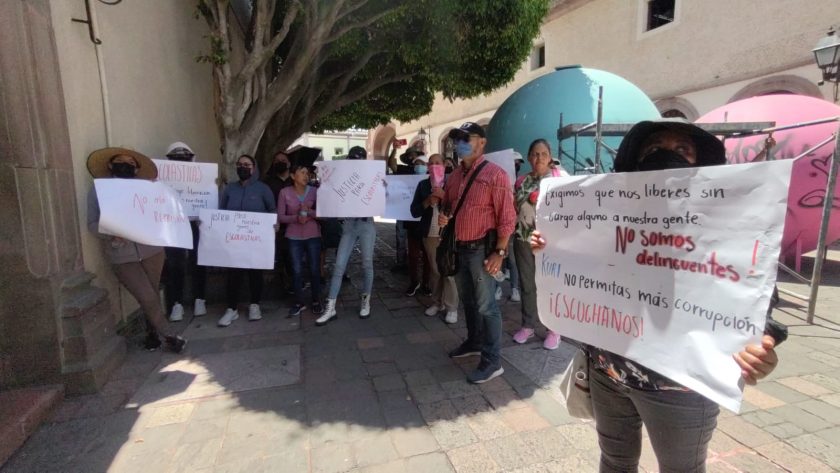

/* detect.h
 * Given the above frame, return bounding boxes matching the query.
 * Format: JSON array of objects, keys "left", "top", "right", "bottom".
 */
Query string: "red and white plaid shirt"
[{"left": 443, "top": 156, "right": 516, "bottom": 242}]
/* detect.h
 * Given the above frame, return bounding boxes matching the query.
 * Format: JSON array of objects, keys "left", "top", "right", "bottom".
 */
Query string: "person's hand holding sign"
[
  {"left": 734, "top": 335, "right": 778, "bottom": 385},
  {"left": 529, "top": 230, "right": 547, "bottom": 251},
  {"left": 438, "top": 213, "right": 450, "bottom": 228}
]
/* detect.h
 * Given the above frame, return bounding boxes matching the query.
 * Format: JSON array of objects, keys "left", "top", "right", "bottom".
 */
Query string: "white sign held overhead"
[
  {"left": 94, "top": 179, "right": 193, "bottom": 249},
  {"left": 197, "top": 209, "right": 277, "bottom": 269},
  {"left": 534, "top": 161, "right": 793, "bottom": 412},
  {"left": 153, "top": 159, "right": 219, "bottom": 218},
  {"left": 484, "top": 149, "right": 517, "bottom": 186},
  {"left": 384, "top": 175, "right": 425, "bottom": 221},
  {"left": 315, "top": 160, "right": 387, "bottom": 217}
]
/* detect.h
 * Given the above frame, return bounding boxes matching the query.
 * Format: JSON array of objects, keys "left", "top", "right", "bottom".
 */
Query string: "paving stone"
[
  {"left": 450, "top": 395, "right": 492, "bottom": 417},
  {"left": 431, "top": 365, "right": 469, "bottom": 383},
  {"left": 795, "top": 398, "right": 840, "bottom": 424},
  {"left": 820, "top": 392, "right": 840, "bottom": 408},
  {"left": 357, "top": 337, "right": 385, "bottom": 350},
  {"left": 429, "top": 418, "right": 478, "bottom": 450},
  {"left": 742, "top": 386, "right": 786, "bottom": 409},
  {"left": 311, "top": 443, "right": 356, "bottom": 473},
  {"left": 377, "top": 390, "right": 414, "bottom": 409},
  {"left": 716, "top": 417, "right": 778, "bottom": 448},
  {"left": 777, "top": 376, "right": 833, "bottom": 396},
  {"left": 373, "top": 373, "right": 406, "bottom": 392},
  {"left": 408, "top": 384, "right": 447, "bottom": 404},
  {"left": 361, "top": 348, "right": 393, "bottom": 363},
  {"left": 390, "top": 427, "right": 439, "bottom": 457},
  {"left": 418, "top": 399, "right": 459, "bottom": 424},
  {"left": 477, "top": 376, "right": 513, "bottom": 393},
  {"left": 557, "top": 423, "right": 599, "bottom": 452},
  {"left": 528, "top": 389, "right": 576, "bottom": 426},
  {"left": 355, "top": 459, "right": 408, "bottom": 473},
  {"left": 539, "top": 453, "right": 599, "bottom": 473},
  {"left": 724, "top": 451, "right": 788, "bottom": 471},
  {"left": 402, "top": 369, "right": 436, "bottom": 388},
  {"left": 485, "top": 434, "right": 537, "bottom": 470},
  {"left": 405, "top": 451, "right": 455, "bottom": 473},
  {"left": 740, "top": 410, "right": 784, "bottom": 428},
  {"left": 815, "top": 425, "right": 840, "bottom": 445},
  {"left": 765, "top": 404, "right": 832, "bottom": 432},
  {"left": 406, "top": 332, "right": 435, "bottom": 344},
  {"left": 518, "top": 428, "right": 577, "bottom": 463},
  {"left": 144, "top": 403, "right": 196, "bottom": 428},
  {"left": 501, "top": 405, "right": 551, "bottom": 432},
  {"left": 382, "top": 405, "right": 425, "bottom": 428},
  {"left": 466, "top": 411, "right": 515, "bottom": 440},
  {"left": 483, "top": 388, "right": 527, "bottom": 411},
  {"left": 178, "top": 415, "right": 229, "bottom": 444},
  {"left": 167, "top": 437, "right": 222, "bottom": 473},
  {"left": 441, "top": 380, "right": 482, "bottom": 399},
  {"left": 366, "top": 362, "right": 398, "bottom": 376},
  {"left": 756, "top": 441, "right": 835, "bottom": 473},
  {"left": 446, "top": 443, "right": 500, "bottom": 473},
  {"left": 803, "top": 373, "right": 840, "bottom": 392},
  {"left": 707, "top": 429, "right": 746, "bottom": 454},
  {"left": 764, "top": 421, "right": 806, "bottom": 439},
  {"left": 352, "top": 432, "right": 398, "bottom": 467},
  {"left": 754, "top": 381, "right": 811, "bottom": 404}
]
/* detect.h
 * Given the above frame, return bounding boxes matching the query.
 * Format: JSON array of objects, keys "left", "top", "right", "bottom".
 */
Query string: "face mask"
[
  {"left": 637, "top": 148, "right": 693, "bottom": 172},
  {"left": 272, "top": 162, "right": 288, "bottom": 175},
  {"left": 308, "top": 178, "right": 320, "bottom": 188},
  {"left": 414, "top": 164, "right": 428, "bottom": 175},
  {"left": 455, "top": 141, "right": 473, "bottom": 159},
  {"left": 236, "top": 167, "right": 252, "bottom": 181},
  {"left": 429, "top": 164, "right": 445, "bottom": 187},
  {"left": 111, "top": 162, "right": 137, "bottom": 178}
]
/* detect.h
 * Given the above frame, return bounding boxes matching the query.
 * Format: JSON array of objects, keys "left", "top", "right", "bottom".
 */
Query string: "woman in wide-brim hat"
[{"left": 85, "top": 147, "right": 186, "bottom": 353}]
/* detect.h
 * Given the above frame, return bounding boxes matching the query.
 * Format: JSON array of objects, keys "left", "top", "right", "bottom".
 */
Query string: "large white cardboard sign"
[
  {"left": 384, "top": 175, "right": 425, "bottom": 221},
  {"left": 484, "top": 149, "right": 517, "bottom": 186},
  {"left": 315, "top": 160, "right": 386, "bottom": 217},
  {"left": 197, "top": 209, "right": 277, "bottom": 269},
  {"left": 94, "top": 179, "right": 193, "bottom": 248},
  {"left": 535, "top": 160, "right": 793, "bottom": 412},
  {"left": 153, "top": 159, "right": 219, "bottom": 217}
]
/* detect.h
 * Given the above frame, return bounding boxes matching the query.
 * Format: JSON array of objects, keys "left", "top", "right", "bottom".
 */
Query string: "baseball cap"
[
  {"left": 448, "top": 122, "right": 486, "bottom": 141},
  {"left": 347, "top": 146, "right": 367, "bottom": 160}
]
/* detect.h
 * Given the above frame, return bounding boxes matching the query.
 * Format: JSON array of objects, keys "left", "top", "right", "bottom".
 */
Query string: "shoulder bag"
[{"left": 436, "top": 161, "right": 489, "bottom": 277}]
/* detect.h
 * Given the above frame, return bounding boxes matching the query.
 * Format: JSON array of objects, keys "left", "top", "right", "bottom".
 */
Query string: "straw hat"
[
  {"left": 86, "top": 147, "right": 158, "bottom": 180},
  {"left": 614, "top": 119, "right": 726, "bottom": 172}
]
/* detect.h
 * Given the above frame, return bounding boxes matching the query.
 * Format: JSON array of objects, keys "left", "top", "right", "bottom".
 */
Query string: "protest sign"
[
  {"left": 484, "top": 149, "right": 517, "bottom": 186},
  {"left": 197, "top": 209, "right": 277, "bottom": 269},
  {"left": 94, "top": 179, "right": 193, "bottom": 248},
  {"left": 315, "top": 160, "right": 386, "bottom": 217},
  {"left": 153, "top": 159, "right": 219, "bottom": 217},
  {"left": 384, "top": 175, "right": 425, "bottom": 221},
  {"left": 535, "top": 160, "right": 793, "bottom": 412}
]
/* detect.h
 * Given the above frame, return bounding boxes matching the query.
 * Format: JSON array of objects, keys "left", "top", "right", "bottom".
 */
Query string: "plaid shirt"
[{"left": 443, "top": 156, "right": 516, "bottom": 242}]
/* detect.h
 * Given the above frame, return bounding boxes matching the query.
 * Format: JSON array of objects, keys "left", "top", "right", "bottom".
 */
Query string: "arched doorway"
[
  {"left": 654, "top": 97, "right": 699, "bottom": 121},
  {"left": 729, "top": 75, "right": 825, "bottom": 103},
  {"left": 370, "top": 124, "right": 396, "bottom": 160}
]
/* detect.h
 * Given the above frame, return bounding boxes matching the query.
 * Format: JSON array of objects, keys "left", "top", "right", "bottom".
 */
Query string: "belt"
[{"left": 457, "top": 238, "right": 486, "bottom": 249}]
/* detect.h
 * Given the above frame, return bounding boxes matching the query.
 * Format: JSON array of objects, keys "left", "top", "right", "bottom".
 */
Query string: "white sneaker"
[
  {"left": 316, "top": 299, "right": 337, "bottom": 326},
  {"left": 218, "top": 308, "right": 239, "bottom": 327},
  {"left": 510, "top": 288, "right": 521, "bottom": 302},
  {"left": 360, "top": 294, "right": 371, "bottom": 319},
  {"left": 193, "top": 298, "right": 207, "bottom": 316},
  {"left": 445, "top": 310, "right": 458, "bottom": 324},
  {"left": 169, "top": 303, "right": 184, "bottom": 322},
  {"left": 425, "top": 304, "right": 443, "bottom": 316},
  {"left": 495, "top": 286, "right": 502, "bottom": 301},
  {"left": 503, "top": 269, "right": 510, "bottom": 280},
  {"left": 248, "top": 304, "right": 262, "bottom": 321}
]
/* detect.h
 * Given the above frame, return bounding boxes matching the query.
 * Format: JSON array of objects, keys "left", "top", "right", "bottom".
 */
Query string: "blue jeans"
[
  {"left": 589, "top": 366, "right": 719, "bottom": 472},
  {"left": 288, "top": 238, "right": 322, "bottom": 306},
  {"left": 454, "top": 244, "right": 502, "bottom": 366},
  {"left": 328, "top": 218, "right": 375, "bottom": 299}
]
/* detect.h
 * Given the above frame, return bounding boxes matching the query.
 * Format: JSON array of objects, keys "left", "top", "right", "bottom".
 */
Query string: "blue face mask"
[
  {"left": 414, "top": 164, "right": 428, "bottom": 175},
  {"left": 455, "top": 141, "right": 473, "bottom": 158}
]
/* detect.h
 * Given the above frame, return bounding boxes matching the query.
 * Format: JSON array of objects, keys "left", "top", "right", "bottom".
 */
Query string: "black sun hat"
[{"left": 613, "top": 119, "right": 726, "bottom": 172}]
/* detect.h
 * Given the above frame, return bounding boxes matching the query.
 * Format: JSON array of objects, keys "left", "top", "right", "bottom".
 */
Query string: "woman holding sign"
[
  {"left": 512, "top": 139, "right": 568, "bottom": 350},
  {"left": 277, "top": 163, "right": 323, "bottom": 317},
  {"left": 218, "top": 154, "right": 277, "bottom": 327},
  {"left": 530, "top": 120, "right": 785, "bottom": 472},
  {"left": 86, "top": 147, "right": 186, "bottom": 353}
]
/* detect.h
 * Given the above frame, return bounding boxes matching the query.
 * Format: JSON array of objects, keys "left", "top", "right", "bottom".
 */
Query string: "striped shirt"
[{"left": 443, "top": 156, "right": 516, "bottom": 242}]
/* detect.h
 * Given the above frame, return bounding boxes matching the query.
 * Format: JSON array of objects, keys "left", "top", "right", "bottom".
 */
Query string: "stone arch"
[
  {"left": 439, "top": 127, "right": 455, "bottom": 162},
  {"left": 654, "top": 97, "right": 699, "bottom": 121},
  {"left": 370, "top": 123, "right": 396, "bottom": 160},
  {"left": 729, "top": 75, "right": 824, "bottom": 103}
]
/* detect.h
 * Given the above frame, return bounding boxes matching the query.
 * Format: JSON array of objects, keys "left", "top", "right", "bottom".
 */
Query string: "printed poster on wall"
[
  {"left": 315, "top": 160, "right": 387, "bottom": 217},
  {"left": 197, "top": 209, "right": 277, "bottom": 269},
  {"left": 94, "top": 179, "right": 193, "bottom": 249},
  {"left": 384, "top": 175, "right": 425, "bottom": 221},
  {"left": 534, "top": 160, "right": 793, "bottom": 412},
  {"left": 484, "top": 148, "right": 517, "bottom": 187},
  {"left": 153, "top": 159, "right": 219, "bottom": 217}
]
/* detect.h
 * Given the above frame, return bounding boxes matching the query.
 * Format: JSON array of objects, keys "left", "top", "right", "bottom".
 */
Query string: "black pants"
[
  {"left": 163, "top": 221, "right": 206, "bottom": 310},
  {"left": 226, "top": 268, "right": 263, "bottom": 309}
]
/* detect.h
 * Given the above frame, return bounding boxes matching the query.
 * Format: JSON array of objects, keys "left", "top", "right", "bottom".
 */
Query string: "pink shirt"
[{"left": 277, "top": 185, "right": 320, "bottom": 240}]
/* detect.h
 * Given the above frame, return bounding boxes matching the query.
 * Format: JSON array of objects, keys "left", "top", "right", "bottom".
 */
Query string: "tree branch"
[
  {"left": 325, "top": 6, "right": 398, "bottom": 43},
  {"left": 235, "top": 1, "right": 301, "bottom": 85},
  {"left": 336, "top": 0, "right": 369, "bottom": 22},
  {"left": 333, "top": 73, "right": 415, "bottom": 109}
]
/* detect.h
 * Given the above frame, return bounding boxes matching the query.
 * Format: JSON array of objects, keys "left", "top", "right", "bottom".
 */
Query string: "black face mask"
[
  {"left": 637, "top": 149, "right": 693, "bottom": 172},
  {"left": 236, "top": 167, "right": 252, "bottom": 181},
  {"left": 111, "top": 162, "right": 137, "bottom": 178},
  {"left": 168, "top": 155, "right": 193, "bottom": 162},
  {"left": 271, "top": 162, "right": 289, "bottom": 175}
]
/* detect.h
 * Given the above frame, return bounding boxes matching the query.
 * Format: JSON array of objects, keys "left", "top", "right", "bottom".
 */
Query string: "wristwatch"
[{"left": 494, "top": 248, "right": 507, "bottom": 257}]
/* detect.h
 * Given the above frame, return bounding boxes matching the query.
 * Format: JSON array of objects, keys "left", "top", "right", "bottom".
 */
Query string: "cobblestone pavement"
[{"left": 4, "top": 223, "right": 840, "bottom": 472}]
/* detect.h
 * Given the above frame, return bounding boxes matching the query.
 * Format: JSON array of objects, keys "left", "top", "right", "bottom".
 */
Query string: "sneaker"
[
  {"left": 448, "top": 342, "right": 481, "bottom": 358},
  {"left": 513, "top": 327, "right": 535, "bottom": 344},
  {"left": 405, "top": 282, "right": 421, "bottom": 297},
  {"left": 248, "top": 304, "right": 262, "bottom": 321},
  {"left": 510, "top": 287, "right": 521, "bottom": 302},
  {"left": 164, "top": 335, "right": 187, "bottom": 354},
  {"left": 312, "top": 301, "right": 323, "bottom": 315},
  {"left": 169, "top": 303, "right": 184, "bottom": 322},
  {"left": 495, "top": 286, "right": 502, "bottom": 301},
  {"left": 503, "top": 269, "right": 510, "bottom": 280},
  {"left": 193, "top": 298, "right": 207, "bottom": 316},
  {"left": 467, "top": 361, "right": 504, "bottom": 384},
  {"left": 218, "top": 308, "right": 239, "bottom": 327},
  {"left": 316, "top": 299, "right": 337, "bottom": 326},
  {"left": 424, "top": 304, "right": 443, "bottom": 316},
  {"left": 444, "top": 310, "right": 458, "bottom": 324},
  {"left": 360, "top": 294, "right": 371, "bottom": 319},
  {"left": 543, "top": 330, "right": 561, "bottom": 350},
  {"left": 288, "top": 304, "right": 305, "bottom": 317},
  {"left": 144, "top": 333, "right": 162, "bottom": 351}
]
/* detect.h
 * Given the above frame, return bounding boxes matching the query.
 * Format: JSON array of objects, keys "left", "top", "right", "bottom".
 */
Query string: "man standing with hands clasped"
[{"left": 439, "top": 122, "right": 516, "bottom": 383}]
